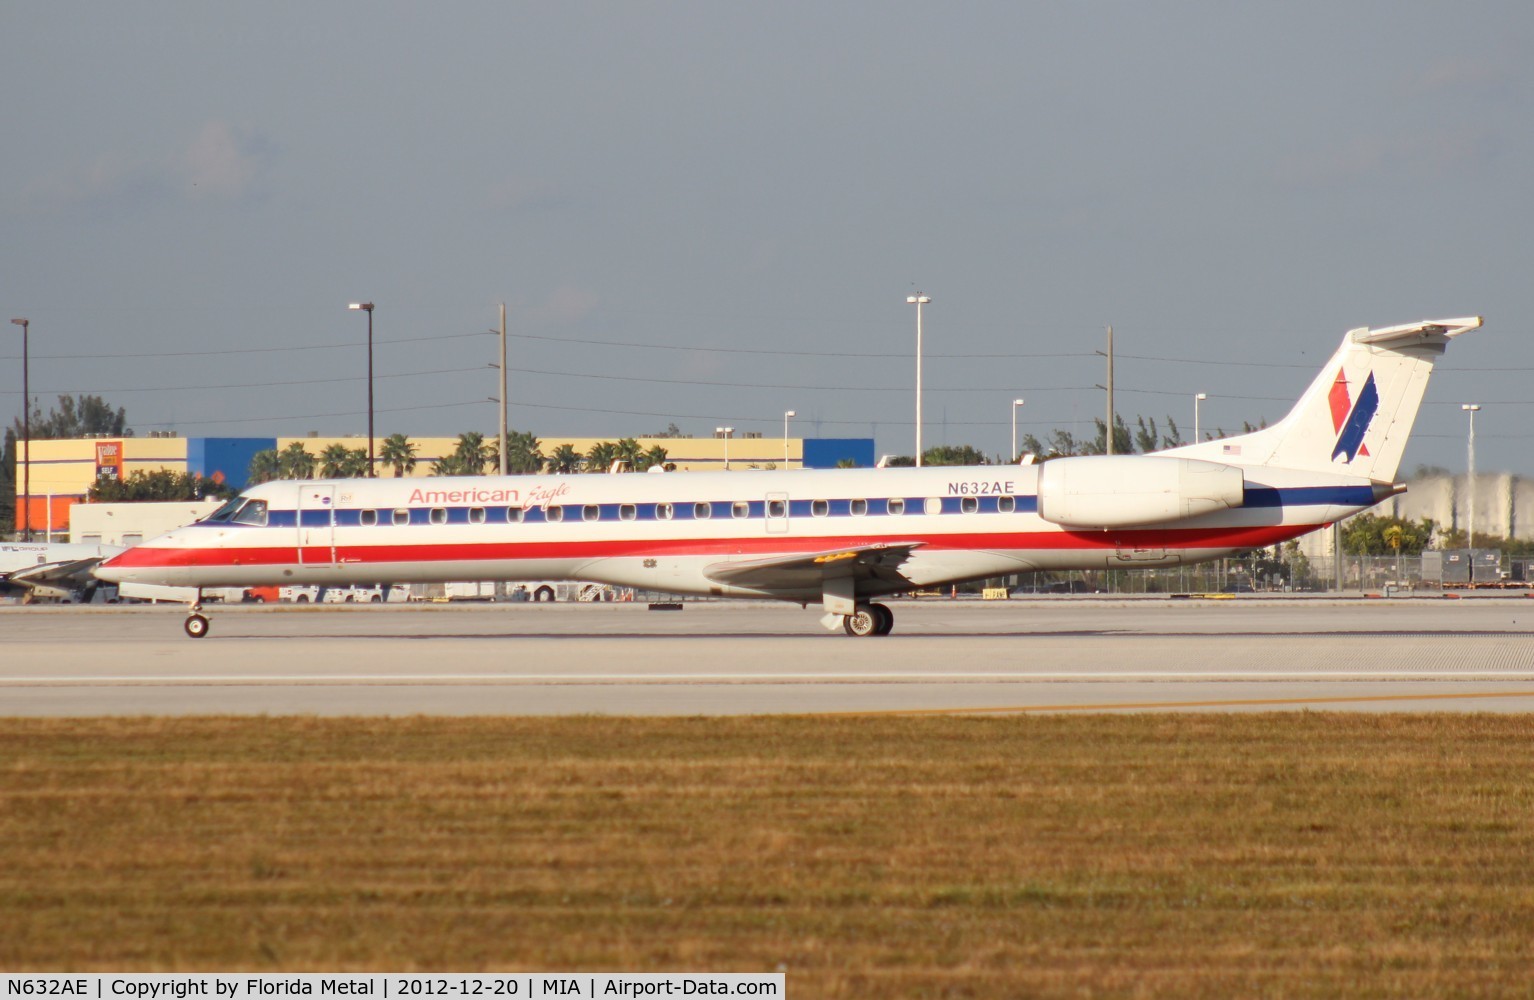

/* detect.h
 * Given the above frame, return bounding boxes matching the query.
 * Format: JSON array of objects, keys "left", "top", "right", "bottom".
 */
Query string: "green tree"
[
  {"left": 380, "top": 434, "right": 418, "bottom": 478},
  {"left": 546, "top": 443, "right": 582, "bottom": 474},
  {"left": 503, "top": 430, "right": 544, "bottom": 474},
  {"left": 434, "top": 432, "right": 492, "bottom": 476},
  {"left": 89, "top": 469, "right": 234, "bottom": 503},
  {"left": 0, "top": 430, "right": 16, "bottom": 533},
  {"left": 586, "top": 441, "right": 620, "bottom": 473},
  {"left": 11, "top": 394, "right": 130, "bottom": 442},
  {"left": 319, "top": 444, "right": 370, "bottom": 478},
  {"left": 639, "top": 445, "right": 670, "bottom": 472},
  {"left": 923, "top": 444, "right": 988, "bottom": 466},
  {"left": 1341, "top": 513, "right": 1437, "bottom": 556},
  {"left": 279, "top": 442, "right": 317, "bottom": 480},
  {"left": 248, "top": 449, "right": 283, "bottom": 485},
  {"left": 613, "top": 438, "right": 645, "bottom": 471}
]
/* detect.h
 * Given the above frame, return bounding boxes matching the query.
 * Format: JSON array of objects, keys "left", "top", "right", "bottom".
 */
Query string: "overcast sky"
[{"left": 3, "top": 2, "right": 1530, "bottom": 473}]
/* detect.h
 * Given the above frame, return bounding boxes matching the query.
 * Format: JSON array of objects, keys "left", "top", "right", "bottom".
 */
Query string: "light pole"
[
  {"left": 348, "top": 302, "right": 376, "bottom": 476},
  {"left": 716, "top": 426, "right": 733, "bottom": 471},
  {"left": 907, "top": 294, "right": 930, "bottom": 466},
  {"left": 10, "top": 318, "right": 28, "bottom": 541},
  {"left": 1463, "top": 403, "right": 1481, "bottom": 585},
  {"left": 783, "top": 410, "right": 796, "bottom": 468},
  {"left": 1010, "top": 398, "right": 1025, "bottom": 463},
  {"left": 1195, "top": 392, "right": 1207, "bottom": 443}
]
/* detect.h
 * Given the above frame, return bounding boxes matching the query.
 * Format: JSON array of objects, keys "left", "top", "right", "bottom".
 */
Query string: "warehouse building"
[{"left": 16, "top": 433, "right": 875, "bottom": 536}]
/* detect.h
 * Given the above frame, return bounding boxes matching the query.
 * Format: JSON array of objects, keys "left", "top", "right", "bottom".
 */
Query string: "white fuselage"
[{"left": 94, "top": 463, "right": 1381, "bottom": 602}]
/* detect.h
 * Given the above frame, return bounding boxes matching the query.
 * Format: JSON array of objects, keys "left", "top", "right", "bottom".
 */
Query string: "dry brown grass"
[{"left": 3, "top": 715, "right": 1534, "bottom": 997}]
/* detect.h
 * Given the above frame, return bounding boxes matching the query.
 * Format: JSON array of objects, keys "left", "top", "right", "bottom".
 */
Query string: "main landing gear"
[
  {"left": 842, "top": 603, "right": 894, "bottom": 637},
  {"left": 185, "top": 590, "right": 210, "bottom": 639}
]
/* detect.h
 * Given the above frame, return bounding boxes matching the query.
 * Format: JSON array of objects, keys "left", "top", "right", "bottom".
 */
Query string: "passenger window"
[
  {"left": 850, "top": 499, "right": 867, "bottom": 516},
  {"left": 732, "top": 501, "right": 750, "bottom": 518},
  {"left": 393, "top": 508, "right": 410, "bottom": 526},
  {"left": 620, "top": 504, "right": 637, "bottom": 521},
  {"left": 583, "top": 505, "right": 600, "bottom": 522},
  {"left": 655, "top": 503, "right": 673, "bottom": 521},
  {"left": 469, "top": 507, "right": 486, "bottom": 524},
  {"left": 506, "top": 507, "right": 524, "bottom": 523},
  {"left": 430, "top": 507, "right": 448, "bottom": 525},
  {"left": 998, "top": 496, "right": 1015, "bottom": 513},
  {"left": 547, "top": 505, "right": 564, "bottom": 522},
  {"left": 812, "top": 499, "right": 829, "bottom": 517},
  {"left": 961, "top": 497, "right": 978, "bottom": 514},
  {"left": 887, "top": 498, "right": 905, "bottom": 516},
  {"left": 694, "top": 502, "right": 711, "bottom": 519},
  {"left": 360, "top": 509, "right": 378, "bottom": 527},
  {"left": 923, "top": 497, "right": 942, "bottom": 515},
  {"left": 767, "top": 499, "right": 786, "bottom": 518}
]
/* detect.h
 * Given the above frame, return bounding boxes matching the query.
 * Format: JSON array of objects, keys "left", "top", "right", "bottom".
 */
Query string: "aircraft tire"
[
  {"left": 869, "top": 603, "right": 894, "bottom": 635},
  {"left": 184, "top": 614, "right": 210, "bottom": 639},
  {"left": 534, "top": 586, "right": 556, "bottom": 603},
  {"left": 843, "top": 606, "right": 879, "bottom": 637}
]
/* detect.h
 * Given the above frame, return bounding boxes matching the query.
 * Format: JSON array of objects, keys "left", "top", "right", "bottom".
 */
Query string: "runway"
[{"left": 3, "top": 596, "right": 1534, "bottom": 715}]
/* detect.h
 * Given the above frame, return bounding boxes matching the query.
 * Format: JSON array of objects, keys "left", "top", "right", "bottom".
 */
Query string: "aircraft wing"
[
  {"left": 703, "top": 541, "right": 924, "bottom": 594},
  {"left": 1, "top": 557, "right": 108, "bottom": 599}
]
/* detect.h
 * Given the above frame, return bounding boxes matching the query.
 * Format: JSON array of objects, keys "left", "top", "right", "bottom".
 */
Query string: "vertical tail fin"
[{"left": 1162, "top": 317, "right": 1481, "bottom": 480}]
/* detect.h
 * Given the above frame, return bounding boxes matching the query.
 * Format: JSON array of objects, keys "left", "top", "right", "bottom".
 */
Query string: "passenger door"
[{"left": 298, "top": 484, "right": 336, "bottom": 566}]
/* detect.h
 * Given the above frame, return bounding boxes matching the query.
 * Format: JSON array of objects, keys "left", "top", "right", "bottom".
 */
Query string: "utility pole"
[
  {"left": 1096, "top": 326, "right": 1117, "bottom": 456},
  {"left": 499, "top": 303, "right": 509, "bottom": 477}
]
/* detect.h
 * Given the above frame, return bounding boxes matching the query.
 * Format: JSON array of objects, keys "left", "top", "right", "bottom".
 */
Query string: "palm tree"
[
  {"left": 613, "top": 438, "right": 644, "bottom": 471},
  {"left": 279, "top": 442, "right": 316, "bottom": 480},
  {"left": 457, "top": 432, "right": 496, "bottom": 475},
  {"left": 247, "top": 449, "right": 282, "bottom": 485},
  {"left": 586, "top": 440, "right": 619, "bottom": 473},
  {"left": 504, "top": 430, "right": 544, "bottom": 474},
  {"left": 380, "top": 434, "right": 417, "bottom": 478},
  {"left": 320, "top": 443, "right": 354, "bottom": 478},
  {"left": 640, "top": 445, "right": 669, "bottom": 472},
  {"left": 547, "top": 443, "right": 582, "bottom": 474}
]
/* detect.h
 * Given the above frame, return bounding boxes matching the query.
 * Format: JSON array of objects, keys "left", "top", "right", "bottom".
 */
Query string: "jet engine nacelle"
[{"left": 1036, "top": 455, "right": 1246, "bottom": 529}]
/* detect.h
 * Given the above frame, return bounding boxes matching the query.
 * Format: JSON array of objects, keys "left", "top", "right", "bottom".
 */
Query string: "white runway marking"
[{"left": 7, "top": 669, "right": 1534, "bottom": 684}]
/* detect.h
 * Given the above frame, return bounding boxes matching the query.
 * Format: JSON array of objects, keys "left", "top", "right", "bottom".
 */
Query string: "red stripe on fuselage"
[{"left": 105, "top": 524, "right": 1316, "bottom": 570}]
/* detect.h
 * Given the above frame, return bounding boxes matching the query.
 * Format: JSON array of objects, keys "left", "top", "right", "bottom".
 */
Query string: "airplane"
[
  {"left": 1, "top": 541, "right": 124, "bottom": 603},
  {"left": 94, "top": 316, "right": 1481, "bottom": 639}
]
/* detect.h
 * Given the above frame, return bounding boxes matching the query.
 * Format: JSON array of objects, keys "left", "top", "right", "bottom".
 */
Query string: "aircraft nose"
[{"left": 93, "top": 544, "right": 188, "bottom": 583}]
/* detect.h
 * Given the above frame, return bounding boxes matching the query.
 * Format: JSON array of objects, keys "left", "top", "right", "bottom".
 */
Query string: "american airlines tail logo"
[{"left": 1328, "top": 368, "right": 1378, "bottom": 463}]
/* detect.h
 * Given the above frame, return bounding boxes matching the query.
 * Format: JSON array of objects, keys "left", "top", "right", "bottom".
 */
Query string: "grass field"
[{"left": 3, "top": 715, "right": 1533, "bottom": 996}]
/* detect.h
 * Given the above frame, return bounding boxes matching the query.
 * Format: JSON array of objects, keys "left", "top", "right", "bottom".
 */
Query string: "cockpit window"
[
  {"left": 205, "top": 496, "right": 246, "bottom": 523},
  {"left": 231, "top": 499, "right": 269, "bottom": 526}
]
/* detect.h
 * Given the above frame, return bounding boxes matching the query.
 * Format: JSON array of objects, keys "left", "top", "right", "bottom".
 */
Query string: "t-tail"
[{"left": 1161, "top": 317, "right": 1482, "bottom": 481}]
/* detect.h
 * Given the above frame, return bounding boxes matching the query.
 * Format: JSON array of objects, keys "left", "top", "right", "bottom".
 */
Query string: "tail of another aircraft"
[{"left": 1162, "top": 317, "right": 1481, "bottom": 481}]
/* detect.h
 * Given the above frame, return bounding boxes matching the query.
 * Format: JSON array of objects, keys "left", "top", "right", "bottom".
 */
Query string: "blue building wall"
[
  {"left": 187, "top": 437, "right": 276, "bottom": 490},
  {"left": 802, "top": 438, "right": 876, "bottom": 470}
]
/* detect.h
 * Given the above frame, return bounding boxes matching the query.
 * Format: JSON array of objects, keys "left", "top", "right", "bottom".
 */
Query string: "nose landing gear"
[{"left": 184, "top": 590, "right": 210, "bottom": 639}]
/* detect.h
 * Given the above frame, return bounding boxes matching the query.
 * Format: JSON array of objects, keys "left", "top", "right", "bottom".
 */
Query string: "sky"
[{"left": 2, "top": 1, "right": 1531, "bottom": 474}]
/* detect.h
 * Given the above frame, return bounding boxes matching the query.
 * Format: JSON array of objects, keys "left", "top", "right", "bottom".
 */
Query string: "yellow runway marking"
[{"left": 830, "top": 689, "right": 1534, "bottom": 715}]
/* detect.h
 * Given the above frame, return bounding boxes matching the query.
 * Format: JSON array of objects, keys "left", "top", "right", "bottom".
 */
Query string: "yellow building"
[{"left": 14, "top": 433, "right": 873, "bottom": 534}]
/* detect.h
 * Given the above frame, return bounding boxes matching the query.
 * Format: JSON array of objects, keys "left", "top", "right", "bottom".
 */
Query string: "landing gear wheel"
[
  {"left": 843, "top": 606, "right": 879, "bottom": 637},
  {"left": 869, "top": 603, "right": 894, "bottom": 635},
  {"left": 184, "top": 613, "right": 210, "bottom": 639}
]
